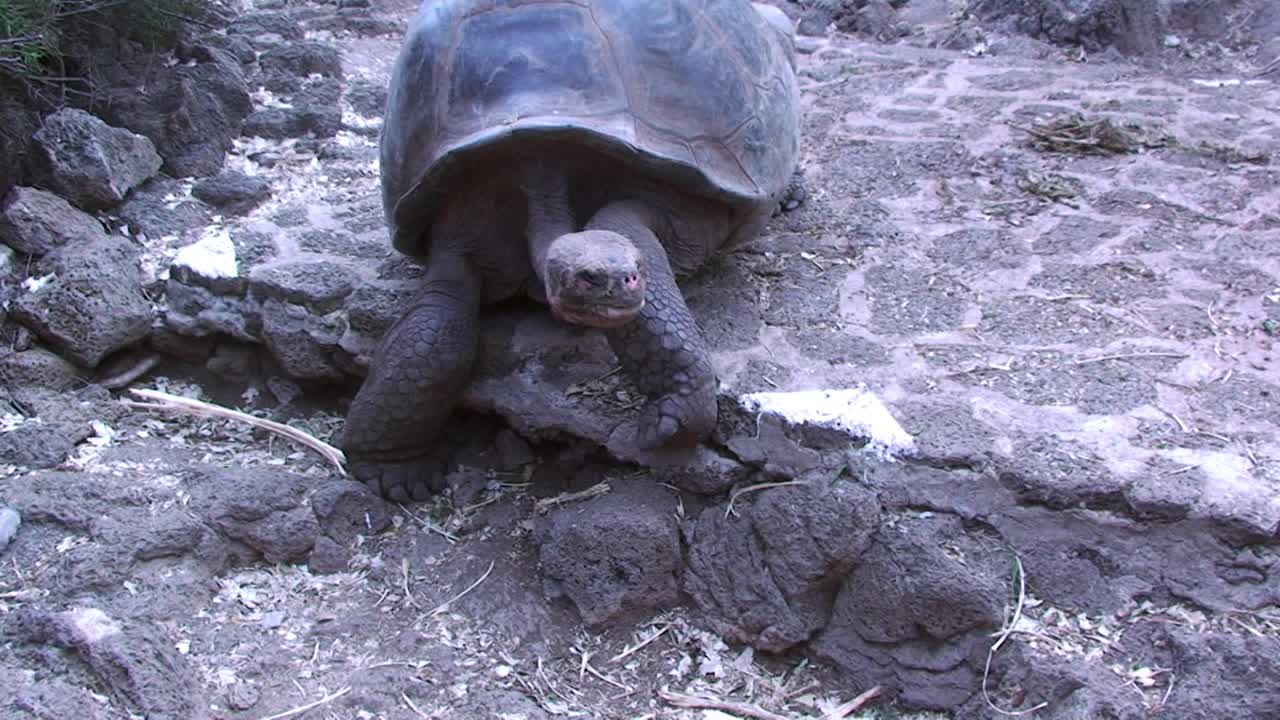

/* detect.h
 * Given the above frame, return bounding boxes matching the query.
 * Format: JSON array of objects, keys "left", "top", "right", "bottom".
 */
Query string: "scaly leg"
[
  {"left": 589, "top": 201, "right": 717, "bottom": 449},
  {"left": 340, "top": 250, "right": 480, "bottom": 502}
]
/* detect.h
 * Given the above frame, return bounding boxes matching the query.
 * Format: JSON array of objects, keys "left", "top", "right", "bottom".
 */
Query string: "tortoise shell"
[{"left": 380, "top": 0, "right": 800, "bottom": 257}]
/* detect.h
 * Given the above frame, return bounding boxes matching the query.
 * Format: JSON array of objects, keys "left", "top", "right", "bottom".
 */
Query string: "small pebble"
[
  {"left": 0, "top": 507, "right": 21, "bottom": 551},
  {"left": 227, "top": 683, "right": 261, "bottom": 711}
]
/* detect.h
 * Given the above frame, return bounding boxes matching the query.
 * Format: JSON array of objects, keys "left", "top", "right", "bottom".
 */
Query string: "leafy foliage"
[{"left": 0, "top": 0, "right": 218, "bottom": 88}]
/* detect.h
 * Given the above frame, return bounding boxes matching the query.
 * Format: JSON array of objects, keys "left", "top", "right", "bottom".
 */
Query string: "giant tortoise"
[{"left": 342, "top": 0, "right": 802, "bottom": 500}]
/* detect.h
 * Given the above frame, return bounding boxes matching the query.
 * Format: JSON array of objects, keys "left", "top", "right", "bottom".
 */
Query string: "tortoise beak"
[{"left": 550, "top": 295, "right": 645, "bottom": 328}]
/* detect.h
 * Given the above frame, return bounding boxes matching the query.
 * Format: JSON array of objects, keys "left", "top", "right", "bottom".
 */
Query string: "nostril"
[{"left": 623, "top": 274, "right": 640, "bottom": 290}]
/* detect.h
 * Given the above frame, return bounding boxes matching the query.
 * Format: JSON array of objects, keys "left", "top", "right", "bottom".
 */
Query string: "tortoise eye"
[{"left": 574, "top": 270, "right": 603, "bottom": 290}]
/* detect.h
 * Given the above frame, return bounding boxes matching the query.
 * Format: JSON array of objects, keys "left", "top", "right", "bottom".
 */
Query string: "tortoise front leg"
[
  {"left": 341, "top": 251, "right": 480, "bottom": 502},
  {"left": 588, "top": 201, "right": 718, "bottom": 449}
]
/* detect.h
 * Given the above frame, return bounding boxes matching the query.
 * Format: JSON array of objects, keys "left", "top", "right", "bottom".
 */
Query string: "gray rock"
[
  {"left": 148, "top": 326, "right": 216, "bottom": 364},
  {"left": 0, "top": 186, "right": 107, "bottom": 256},
  {"left": 797, "top": 1, "right": 836, "bottom": 37},
  {"left": 338, "top": 11, "right": 405, "bottom": 38},
  {"left": 250, "top": 258, "right": 357, "bottom": 311},
  {"left": 0, "top": 347, "right": 83, "bottom": 391},
  {"left": 99, "top": 46, "right": 252, "bottom": 177},
  {"left": 812, "top": 514, "right": 1009, "bottom": 711},
  {"left": 192, "top": 171, "right": 272, "bottom": 214},
  {"left": 1137, "top": 624, "right": 1280, "bottom": 720},
  {"left": 982, "top": 620, "right": 1280, "bottom": 720},
  {"left": 968, "top": 0, "right": 1169, "bottom": 55},
  {"left": 457, "top": 690, "right": 551, "bottom": 720},
  {"left": 684, "top": 482, "right": 881, "bottom": 652},
  {"left": 345, "top": 78, "right": 389, "bottom": 118},
  {"left": 229, "top": 10, "right": 305, "bottom": 41},
  {"left": 974, "top": 639, "right": 1145, "bottom": 718},
  {"left": 344, "top": 280, "right": 417, "bottom": 339},
  {"left": 494, "top": 429, "right": 536, "bottom": 471},
  {"left": 259, "top": 299, "right": 345, "bottom": 380},
  {"left": 308, "top": 535, "right": 352, "bottom": 574},
  {"left": 659, "top": 449, "right": 750, "bottom": 495},
  {"left": 843, "top": 0, "right": 903, "bottom": 39},
  {"left": 0, "top": 422, "right": 76, "bottom": 470},
  {"left": 13, "top": 676, "right": 115, "bottom": 720},
  {"left": 194, "top": 467, "right": 319, "bottom": 564},
  {"left": 2, "top": 469, "right": 113, "bottom": 533},
  {"left": 164, "top": 280, "right": 261, "bottom": 342},
  {"left": 204, "top": 342, "right": 263, "bottom": 381},
  {"left": 114, "top": 176, "right": 214, "bottom": 241},
  {"left": 310, "top": 479, "right": 392, "bottom": 544},
  {"left": 25, "top": 108, "right": 162, "bottom": 211},
  {"left": 15, "top": 608, "right": 203, "bottom": 717},
  {"left": 259, "top": 42, "right": 344, "bottom": 93},
  {"left": 0, "top": 507, "right": 20, "bottom": 551},
  {"left": 243, "top": 78, "right": 343, "bottom": 140},
  {"left": 9, "top": 235, "right": 153, "bottom": 368},
  {"left": 0, "top": 82, "right": 40, "bottom": 198},
  {"left": 537, "top": 479, "right": 682, "bottom": 626},
  {"left": 226, "top": 683, "right": 262, "bottom": 711},
  {"left": 122, "top": 514, "right": 208, "bottom": 562}
]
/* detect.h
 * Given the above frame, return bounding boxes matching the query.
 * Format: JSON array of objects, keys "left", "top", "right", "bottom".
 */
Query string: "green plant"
[
  {"left": 0, "top": 0, "right": 217, "bottom": 89},
  {"left": 0, "top": 0, "right": 56, "bottom": 77}
]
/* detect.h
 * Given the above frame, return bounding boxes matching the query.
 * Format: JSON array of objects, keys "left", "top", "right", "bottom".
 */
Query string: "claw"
[
  {"left": 634, "top": 391, "right": 715, "bottom": 451},
  {"left": 347, "top": 454, "right": 444, "bottom": 502}
]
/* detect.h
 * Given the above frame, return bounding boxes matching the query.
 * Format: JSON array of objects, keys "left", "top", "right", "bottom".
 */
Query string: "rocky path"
[{"left": 2, "top": 1, "right": 1279, "bottom": 718}]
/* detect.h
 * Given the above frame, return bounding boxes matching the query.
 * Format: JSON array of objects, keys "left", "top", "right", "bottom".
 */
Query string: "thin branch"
[
  {"left": 258, "top": 686, "right": 351, "bottom": 720},
  {"left": 610, "top": 625, "right": 671, "bottom": 664},
  {"left": 981, "top": 555, "right": 1050, "bottom": 716},
  {"left": 725, "top": 480, "right": 808, "bottom": 518},
  {"left": 123, "top": 388, "right": 347, "bottom": 475},
  {"left": 534, "top": 482, "right": 610, "bottom": 513},
  {"left": 659, "top": 690, "right": 790, "bottom": 720},
  {"left": 97, "top": 354, "right": 162, "bottom": 389},
  {"left": 1072, "top": 352, "right": 1188, "bottom": 365},
  {"left": 401, "top": 692, "right": 431, "bottom": 719},
  {"left": 822, "top": 686, "right": 883, "bottom": 719},
  {"left": 423, "top": 560, "right": 495, "bottom": 618}
]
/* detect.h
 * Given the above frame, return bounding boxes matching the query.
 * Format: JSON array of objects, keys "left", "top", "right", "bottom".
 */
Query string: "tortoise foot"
[
  {"left": 347, "top": 451, "right": 446, "bottom": 504},
  {"left": 634, "top": 382, "right": 717, "bottom": 451},
  {"left": 777, "top": 167, "right": 807, "bottom": 214}
]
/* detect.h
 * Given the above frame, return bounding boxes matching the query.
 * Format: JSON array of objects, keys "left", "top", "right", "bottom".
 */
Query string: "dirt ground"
[{"left": 2, "top": 0, "right": 1279, "bottom": 719}]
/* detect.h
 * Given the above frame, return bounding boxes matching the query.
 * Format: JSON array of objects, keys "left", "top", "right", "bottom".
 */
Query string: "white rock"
[
  {"left": 67, "top": 607, "right": 122, "bottom": 644},
  {"left": 21, "top": 273, "right": 54, "bottom": 293},
  {"left": 0, "top": 507, "right": 20, "bottom": 550},
  {"left": 738, "top": 385, "right": 916, "bottom": 459},
  {"left": 173, "top": 227, "right": 238, "bottom": 280}
]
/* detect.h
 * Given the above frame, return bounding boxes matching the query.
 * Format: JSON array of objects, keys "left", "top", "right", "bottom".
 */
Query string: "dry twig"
[
  {"left": 535, "top": 482, "right": 611, "bottom": 513},
  {"left": 822, "top": 685, "right": 884, "bottom": 719},
  {"left": 659, "top": 689, "right": 790, "bottom": 720},
  {"left": 257, "top": 686, "right": 351, "bottom": 720},
  {"left": 423, "top": 560, "right": 495, "bottom": 618},
  {"left": 97, "top": 354, "right": 162, "bottom": 390},
  {"left": 398, "top": 503, "right": 459, "bottom": 542},
  {"left": 124, "top": 388, "right": 347, "bottom": 475},
  {"left": 1073, "top": 352, "right": 1188, "bottom": 365},
  {"left": 610, "top": 624, "right": 671, "bottom": 664},
  {"left": 725, "top": 480, "right": 808, "bottom": 518},
  {"left": 401, "top": 692, "right": 431, "bottom": 718},
  {"left": 981, "top": 555, "right": 1049, "bottom": 716}
]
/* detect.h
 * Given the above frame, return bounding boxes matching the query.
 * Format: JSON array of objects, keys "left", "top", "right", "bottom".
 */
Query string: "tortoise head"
[{"left": 543, "top": 230, "right": 645, "bottom": 328}]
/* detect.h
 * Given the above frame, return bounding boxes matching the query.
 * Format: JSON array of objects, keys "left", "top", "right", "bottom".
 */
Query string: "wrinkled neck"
[
  {"left": 522, "top": 163, "right": 577, "bottom": 272},
  {"left": 586, "top": 199, "right": 660, "bottom": 239},
  {"left": 586, "top": 200, "right": 670, "bottom": 279}
]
